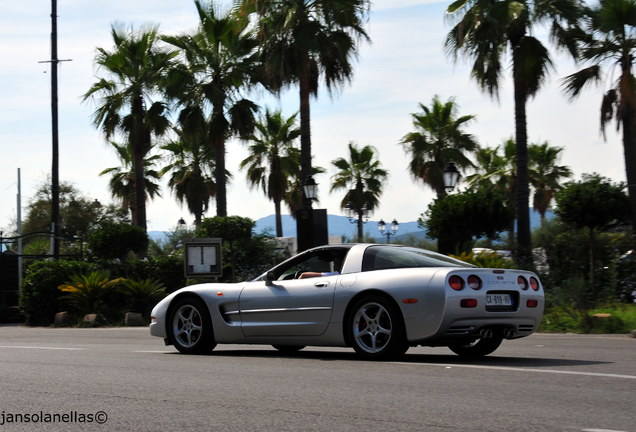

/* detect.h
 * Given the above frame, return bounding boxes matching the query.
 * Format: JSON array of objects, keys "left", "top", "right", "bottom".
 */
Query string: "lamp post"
[
  {"left": 297, "top": 176, "right": 321, "bottom": 252},
  {"left": 443, "top": 162, "right": 460, "bottom": 193},
  {"left": 377, "top": 219, "right": 399, "bottom": 243}
]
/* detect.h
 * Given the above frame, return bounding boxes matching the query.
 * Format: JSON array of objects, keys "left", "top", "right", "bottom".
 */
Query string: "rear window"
[{"left": 362, "top": 245, "right": 472, "bottom": 271}]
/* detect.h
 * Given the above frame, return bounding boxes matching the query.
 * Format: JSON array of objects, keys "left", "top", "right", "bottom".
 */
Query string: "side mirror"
[{"left": 265, "top": 271, "right": 276, "bottom": 285}]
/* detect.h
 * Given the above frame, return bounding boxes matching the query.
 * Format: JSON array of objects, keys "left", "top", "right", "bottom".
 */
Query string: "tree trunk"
[
  {"left": 513, "top": 71, "right": 532, "bottom": 268},
  {"left": 621, "top": 101, "right": 636, "bottom": 230},
  {"left": 214, "top": 135, "right": 227, "bottom": 217},
  {"left": 131, "top": 94, "right": 148, "bottom": 234},
  {"left": 274, "top": 199, "right": 283, "bottom": 237},
  {"left": 299, "top": 73, "right": 313, "bottom": 210},
  {"left": 357, "top": 210, "right": 364, "bottom": 242}
]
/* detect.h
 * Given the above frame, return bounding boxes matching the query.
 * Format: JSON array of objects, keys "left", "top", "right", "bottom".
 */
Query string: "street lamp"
[
  {"left": 344, "top": 200, "right": 372, "bottom": 224},
  {"left": 378, "top": 219, "right": 399, "bottom": 243},
  {"left": 303, "top": 176, "right": 318, "bottom": 203},
  {"left": 443, "top": 162, "right": 460, "bottom": 193},
  {"left": 298, "top": 176, "right": 327, "bottom": 252}
]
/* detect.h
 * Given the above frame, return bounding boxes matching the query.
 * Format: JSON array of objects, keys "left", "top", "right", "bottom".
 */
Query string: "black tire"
[
  {"left": 272, "top": 345, "right": 306, "bottom": 354},
  {"left": 448, "top": 337, "right": 503, "bottom": 358},
  {"left": 347, "top": 294, "right": 408, "bottom": 360},
  {"left": 169, "top": 296, "right": 216, "bottom": 354}
]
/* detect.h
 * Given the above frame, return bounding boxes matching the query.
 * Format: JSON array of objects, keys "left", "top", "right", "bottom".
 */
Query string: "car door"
[{"left": 238, "top": 275, "right": 338, "bottom": 337}]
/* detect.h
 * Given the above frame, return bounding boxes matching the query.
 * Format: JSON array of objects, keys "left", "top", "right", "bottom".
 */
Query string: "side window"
[
  {"left": 274, "top": 249, "right": 348, "bottom": 280},
  {"left": 362, "top": 245, "right": 465, "bottom": 271}
]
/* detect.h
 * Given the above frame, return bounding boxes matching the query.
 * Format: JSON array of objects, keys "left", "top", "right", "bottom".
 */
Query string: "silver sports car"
[{"left": 150, "top": 244, "right": 544, "bottom": 359}]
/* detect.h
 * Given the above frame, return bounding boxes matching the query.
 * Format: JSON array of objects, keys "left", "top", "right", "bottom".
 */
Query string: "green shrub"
[
  {"left": 58, "top": 271, "right": 125, "bottom": 317},
  {"left": 95, "top": 255, "right": 185, "bottom": 292},
  {"left": 19, "top": 260, "right": 98, "bottom": 325},
  {"left": 87, "top": 222, "right": 148, "bottom": 261},
  {"left": 119, "top": 278, "right": 167, "bottom": 319},
  {"left": 450, "top": 251, "right": 516, "bottom": 269},
  {"left": 540, "top": 303, "right": 636, "bottom": 333}
]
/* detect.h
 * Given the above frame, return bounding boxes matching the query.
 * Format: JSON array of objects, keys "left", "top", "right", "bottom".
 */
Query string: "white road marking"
[
  {"left": 0, "top": 345, "right": 84, "bottom": 351},
  {"left": 581, "top": 429, "right": 627, "bottom": 432},
  {"left": 391, "top": 362, "right": 636, "bottom": 380}
]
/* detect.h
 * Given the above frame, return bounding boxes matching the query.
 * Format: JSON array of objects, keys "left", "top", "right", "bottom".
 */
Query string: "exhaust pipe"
[
  {"left": 479, "top": 328, "right": 493, "bottom": 339},
  {"left": 503, "top": 328, "right": 515, "bottom": 339}
]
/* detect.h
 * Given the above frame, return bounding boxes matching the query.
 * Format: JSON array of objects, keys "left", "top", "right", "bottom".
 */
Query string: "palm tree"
[
  {"left": 83, "top": 24, "right": 174, "bottom": 232},
  {"left": 240, "top": 109, "right": 301, "bottom": 237},
  {"left": 331, "top": 142, "right": 388, "bottom": 242},
  {"left": 99, "top": 142, "right": 162, "bottom": 223},
  {"left": 445, "top": 0, "right": 580, "bottom": 266},
  {"left": 163, "top": 1, "right": 260, "bottom": 217},
  {"left": 240, "top": 0, "right": 370, "bottom": 210},
  {"left": 466, "top": 139, "right": 516, "bottom": 193},
  {"left": 528, "top": 141, "right": 572, "bottom": 225},
  {"left": 400, "top": 96, "right": 478, "bottom": 199},
  {"left": 465, "top": 139, "right": 517, "bottom": 248},
  {"left": 562, "top": 0, "right": 636, "bottom": 229},
  {"left": 161, "top": 125, "right": 218, "bottom": 228}
]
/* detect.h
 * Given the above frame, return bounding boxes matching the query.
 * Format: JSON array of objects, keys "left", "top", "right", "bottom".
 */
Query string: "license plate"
[{"left": 486, "top": 294, "right": 513, "bottom": 306}]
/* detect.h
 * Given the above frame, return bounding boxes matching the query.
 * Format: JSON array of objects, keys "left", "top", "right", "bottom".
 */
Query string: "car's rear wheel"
[
  {"left": 272, "top": 345, "right": 305, "bottom": 354},
  {"left": 348, "top": 295, "right": 408, "bottom": 360},
  {"left": 169, "top": 297, "right": 216, "bottom": 354},
  {"left": 448, "top": 336, "right": 502, "bottom": 358}
]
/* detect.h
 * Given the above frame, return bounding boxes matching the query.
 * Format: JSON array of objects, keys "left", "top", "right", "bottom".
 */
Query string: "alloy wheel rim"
[
  {"left": 172, "top": 304, "right": 203, "bottom": 348},
  {"left": 352, "top": 302, "right": 392, "bottom": 353}
]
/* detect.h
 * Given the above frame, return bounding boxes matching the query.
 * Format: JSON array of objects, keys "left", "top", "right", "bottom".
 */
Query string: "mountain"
[
  {"left": 253, "top": 209, "right": 553, "bottom": 241},
  {"left": 149, "top": 210, "right": 552, "bottom": 244},
  {"left": 254, "top": 214, "right": 422, "bottom": 241}
]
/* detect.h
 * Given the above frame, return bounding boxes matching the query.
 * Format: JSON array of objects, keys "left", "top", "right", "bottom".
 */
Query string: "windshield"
[{"left": 362, "top": 245, "right": 473, "bottom": 271}]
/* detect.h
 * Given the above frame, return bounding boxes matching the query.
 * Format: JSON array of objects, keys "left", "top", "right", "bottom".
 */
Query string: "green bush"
[
  {"left": 58, "top": 271, "right": 126, "bottom": 317},
  {"left": 119, "top": 278, "right": 167, "bottom": 319},
  {"left": 87, "top": 222, "right": 148, "bottom": 261},
  {"left": 19, "top": 260, "right": 98, "bottom": 326},
  {"left": 95, "top": 255, "right": 185, "bottom": 292},
  {"left": 450, "top": 251, "right": 516, "bottom": 269},
  {"left": 540, "top": 303, "right": 636, "bottom": 333}
]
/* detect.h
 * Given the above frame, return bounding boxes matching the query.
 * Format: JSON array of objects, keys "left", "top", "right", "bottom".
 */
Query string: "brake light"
[
  {"left": 460, "top": 299, "right": 478, "bottom": 308},
  {"left": 449, "top": 275, "right": 464, "bottom": 291},
  {"left": 517, "top": 276, "right": 529, "bottom": 290},
  {"left": 467, "top": 275, "right": 482, "bottom": 290},
  {"left": 529, "top": 277, "right": 540, "bottom": 291}
]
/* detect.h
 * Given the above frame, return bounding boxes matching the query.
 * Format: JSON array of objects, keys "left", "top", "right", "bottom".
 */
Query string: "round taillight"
[
  {"left": 467, "top": 275, "right": 482, "bottom": 290},
  {"left": 517, "top": 276, "right": 529, "bottom": 290},
  {"left": 529, "top": 277, "right": 539, "bottom": 291},
  {"left": 449, "top": 275, "right": 464, "bottom": 291}
]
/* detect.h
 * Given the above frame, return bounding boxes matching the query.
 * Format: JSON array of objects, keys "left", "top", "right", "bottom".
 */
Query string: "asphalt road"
[{"left": 0, "top": 325, "right": 634, "bottom": 432}]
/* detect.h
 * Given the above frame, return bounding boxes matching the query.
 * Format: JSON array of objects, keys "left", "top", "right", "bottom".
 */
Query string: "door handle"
[{"left": 314, "top": 281, "right": 329, "bottom": 288}]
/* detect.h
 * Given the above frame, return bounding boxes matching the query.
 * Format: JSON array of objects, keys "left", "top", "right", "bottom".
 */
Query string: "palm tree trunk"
[
  {"left": 357, "top": 210, "right": 364, "bottom": 242},
  {"left": 131, "top": 95, "right": 148, "bottom": 233},
  {"left": 214, "top": 136, "right": 227, "bottom": 217},
  {"left": 513, "top": 73, "right": 532, "bottom": 268},
  {"left": 274, "top": 199, "right": 283, "bottom": 237},
  {"left": 299, "top": 73, "right": 312, "bottom": 210},
  {"left": 621, "top": 105, "right": 636, "bottom": 229}
]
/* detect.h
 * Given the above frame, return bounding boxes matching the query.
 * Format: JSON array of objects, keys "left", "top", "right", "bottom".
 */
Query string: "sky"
[{"left": 0, "top": 0, "right": 626, "bottom": 235}]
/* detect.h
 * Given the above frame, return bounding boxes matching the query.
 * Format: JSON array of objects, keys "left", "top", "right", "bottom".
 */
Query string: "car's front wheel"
[
  {"left": 448, "top": 336, "right": 502, "bottom": 358},
  {"left": 347, "top": 295, "right": 408, "bottom": 360},
  {"left": 169, "top": 297, "right": 216, "bottom": 354}
]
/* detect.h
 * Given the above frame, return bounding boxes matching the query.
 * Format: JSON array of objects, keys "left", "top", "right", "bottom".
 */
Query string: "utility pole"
[
  {"left": 50, "top": 0, "right": 60, "bottom": 258},
  {"left": 41, "top": 0, "right": 71, "bottom": 258}
]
